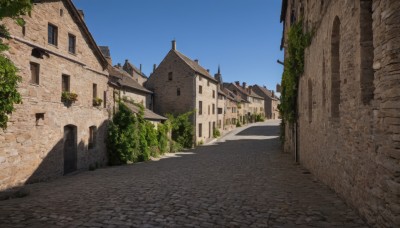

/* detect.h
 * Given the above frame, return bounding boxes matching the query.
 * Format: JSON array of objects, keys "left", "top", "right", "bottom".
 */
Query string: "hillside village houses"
[
  {"left": 0, "top": 0, "right": 279, "bottom": 190},
  {"left": 252, "top": 84, "right": 280, "bottom": 119}
]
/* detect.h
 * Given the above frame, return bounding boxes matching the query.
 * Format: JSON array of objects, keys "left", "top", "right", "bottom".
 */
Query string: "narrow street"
[{"left": 0, "top": 121, "right": 367, "bottom": 227}]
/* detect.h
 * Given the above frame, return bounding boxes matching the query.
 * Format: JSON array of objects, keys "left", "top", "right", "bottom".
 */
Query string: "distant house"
[
  {"left": 146, "top": 40, "right": 218, "bottom": 144},
  {"left": 123, "top": 60, "right": 148, "bottom": 86},
  {"left": 252, "top": 85, "right": 280, "bottom": 119},
  {"left": 99, "top": 46, "right": 166, "bottom": 124},
  {"left": 0, "top": 0, "right": 111, "bottom": 190}
]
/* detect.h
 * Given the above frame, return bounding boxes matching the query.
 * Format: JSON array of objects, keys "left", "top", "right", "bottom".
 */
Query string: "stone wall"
[
  {"left": 0, "top": 0, "right": 110, "bottom": 190},
  {"left": 282, "top": 0, "right": 400, "bottom": 227}
]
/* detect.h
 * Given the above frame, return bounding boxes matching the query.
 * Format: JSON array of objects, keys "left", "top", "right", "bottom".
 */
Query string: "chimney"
[
  {"left": 172, "top": 40, "right": 176, "bottom": 50},
  {"left": 78, "top": 10, "right": 84, "bottom": 20},
  {"left": 207, "top": 69, "right": 210, "bottom": 73},
  {"left": 194, "top": 59, "right": 199, "bottom": 64},
  {"left": 235, "top": 81, "right": 240, "bottom": 86},
  {"left": 117, "top": 63, "right": 122, "bottom": 68},
  {"left": 242, "top": 82, "right": 247, "bottom": 89},
  {"left": 153, "top": 64, "right": 157, "bottom": 73},
  {"left": 263, "top": 85, "right": 267, "bottom": 89},
  {"left": 140, "top": 64, "right": 142, "bottom": 73},
  {"left": 272, "top": 91, "right": 275, "bottom": 97}
]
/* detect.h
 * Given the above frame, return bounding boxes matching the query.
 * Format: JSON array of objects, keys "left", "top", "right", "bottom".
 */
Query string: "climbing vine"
[
  {"left": 0, "top": 0, "right": 32, "bottom": 129},
  {"left": 279, "top": 20, "right": 312, "bottom": 125}
]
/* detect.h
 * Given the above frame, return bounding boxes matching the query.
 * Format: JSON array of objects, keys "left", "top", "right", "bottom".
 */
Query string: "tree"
[{"left": 0, "top": 0, "right": 33, "bottom": 129}]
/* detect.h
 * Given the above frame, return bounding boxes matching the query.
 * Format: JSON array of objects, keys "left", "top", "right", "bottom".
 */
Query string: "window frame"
[
  {"left": 68, "top": 33, "right": 76, "bottom": 54},
  {"left": 30, "top": 62, "right": 40, "bottom": 85},
  {"left": 48, "top": 23, "right": 58, "bottom": 46},
  {"left": 62, "top": 74, "right": 70, "bottom": 92}
]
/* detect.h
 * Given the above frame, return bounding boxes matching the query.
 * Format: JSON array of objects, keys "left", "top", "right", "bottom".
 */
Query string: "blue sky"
[{"left": 73, "top": 0, "right": 284, "bottom": 92}]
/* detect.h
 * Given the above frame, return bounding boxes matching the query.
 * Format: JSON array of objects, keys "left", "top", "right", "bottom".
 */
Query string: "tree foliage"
[
  {"left": 0, "top": 0, "right": 33, "bottom": 129},
  {"left": 279, "top": 20, "right": 312, "bottom": 124},
  {"left": 167, "top": 111, "right": 194, "bottom": 149}
]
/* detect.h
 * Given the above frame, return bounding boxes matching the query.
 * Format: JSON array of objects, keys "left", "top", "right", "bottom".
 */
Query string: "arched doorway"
[{"left": 63, "top": 125, "right": 77, "bottom": 174}]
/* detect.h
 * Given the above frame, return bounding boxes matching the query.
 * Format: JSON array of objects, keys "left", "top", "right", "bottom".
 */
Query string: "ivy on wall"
[
  {"left": 0, "top": 0, "right": 32, "bottom": 129},
  {"left": 279, "top": 20, "right": 312, "bottom": 125}
]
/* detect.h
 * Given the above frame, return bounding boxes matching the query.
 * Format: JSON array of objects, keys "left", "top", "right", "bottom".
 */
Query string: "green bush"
[
  {"left": 213, "top": 128, "right": 221, "bottom": 138},
  {"left": 157, "top": 122, "right": 170, "bottom": 154},
  {"left": 170, "top": 140, "right": 183, "bottom": 153},
  {"left": 255, "top": 114, "right": 265, "bottom": 122},
  {"left": 167, "top": 111, "right": 194, "bottom": 149},
  {"left": 236, "top": 121, "right": 241, "bottom": 127}
]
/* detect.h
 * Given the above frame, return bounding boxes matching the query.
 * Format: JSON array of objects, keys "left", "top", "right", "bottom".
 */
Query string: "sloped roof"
[
  {"left": 108, "top": 66, "right": 152, "bottom": 94},
  {"left": 173, "top": 50, "right": 218, "bottom": 83},
  {"left": 124, "top": 103, "right": 167, "bottom": 121},
  {"left": 60, "top": 0, "right": 108, "bottom": 69},
  {"left": 253, "top": 85, "right": 279, "bottom": 100},
  {"left": 124, "top": 60, "right": 148, "bottom": 78}
]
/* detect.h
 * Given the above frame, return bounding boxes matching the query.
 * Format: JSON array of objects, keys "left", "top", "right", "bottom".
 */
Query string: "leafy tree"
[
  {"left": 167, "top": 111, "right": 194, "bottom": 149},
  {"left": 0, "top": 0, "right": 33, "bottom": 129}
]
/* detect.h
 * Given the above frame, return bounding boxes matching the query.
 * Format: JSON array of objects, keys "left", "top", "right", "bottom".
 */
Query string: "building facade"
[
  {"left": 252, "top": 85, "right": 280, "bottom": 119},
  {"left": 281, "top": 0, "right": 399, "bottom": 227},
  {"left": 0, "top": 0, "right": 111, "bottom": 190},
  {"left": 146, "top": 41, "right": 218, "bottom": 144}
]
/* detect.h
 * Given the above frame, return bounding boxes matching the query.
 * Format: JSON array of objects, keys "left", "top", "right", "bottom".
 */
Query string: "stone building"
[
  {"left": 100, "top": 46, "right": 166, "bottom": 125},
  {"left": 281, "top": 0, "right": 399, "bottom": 227},
  {"left": 146, "top": 41, "right": 219, "bottom": 144},
  {"left": 123, "top": 60, "right": 148, "bottom": 86},
  {"left": 223, "top": 88, "right": 241, "bottom": 130},
  {"left": 252, "top": 85, "right": 280, "bottom": 119},
  {"left": 0, "top": 0, "right": 111, "bottom": 190},
  {"left": 224, "top": 82, "right": 265, "bottom": 123}
]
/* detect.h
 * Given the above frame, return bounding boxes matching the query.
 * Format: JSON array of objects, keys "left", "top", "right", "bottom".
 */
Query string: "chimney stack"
[
  {"left": 242, "top": 82, "right": 247, "bottom": 89},
  {"left": 78, "top": 10, "right": 84, "bottom": 20},
  {"left": 194, "top": 59, "right": 199, "bottom": 64},
  {"left": 172, "top": 40, "right": 176, "bottom": 50},
  {"left": 207, "top": 69, "right": 210, "bottom": 73},
  {"left": 263, "top": 85, "right": 267, "bottom": 89},
  {"left": 153, "top": 64, "right": 157, "bottom": 73},
  {"left": 235, "top": 81, "right": 240, "bottom": 86},
  {"left": 272, "top": 91, "right": 275, "bottom": 97}
]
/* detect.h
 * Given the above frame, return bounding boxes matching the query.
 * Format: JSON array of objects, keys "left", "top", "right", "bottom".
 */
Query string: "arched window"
[
  {"left": 331, "top": 16, "right": 341, "bottom": 120},
  {"left": 360, "top": 0, "right": 374, "bottom": 104}
]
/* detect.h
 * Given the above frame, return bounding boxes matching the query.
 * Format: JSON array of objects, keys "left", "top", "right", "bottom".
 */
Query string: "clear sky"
[{"left": 73, "top": 0, "right": 284, "bottom": 92}]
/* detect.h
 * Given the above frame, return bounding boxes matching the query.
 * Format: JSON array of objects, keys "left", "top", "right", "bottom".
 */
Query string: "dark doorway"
[{"left": 63, "top": 125, "right": 77, "bottom": 175}]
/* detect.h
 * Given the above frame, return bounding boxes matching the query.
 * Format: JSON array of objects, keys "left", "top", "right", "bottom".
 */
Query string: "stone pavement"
[{"left": 0, "top": 120, "right": 368, "bottom": 227}]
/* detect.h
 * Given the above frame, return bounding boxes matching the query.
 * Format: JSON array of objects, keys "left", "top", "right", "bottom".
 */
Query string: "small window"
[
  {"left": 168, "top": 72, "right": 173, "bottom": 81},
  {"left": 208, "top": 105, "right": 210, "bottom": 115},
  {"left": 93, "top": 83, "right": 97, "bottom": 99},
  {"left": 207, "top": 81, "right": 210, "bottom": 86},
  {"left": 198, "top": 123, "right": 202, "bottom": 137},
  {"left": 199, "top": 85, "right": 202, "bottom": 94},
  {"left": 212, "top": 90, "right": 215, "bottom": 98},
  {"left": 88, "top": 126, "right": 97, "bottom": 149},
  {"left": 35, "top": 113, "right": 45, "bottom": 126},
  {"left": 62, "top": 74, "right": 70, "bottom": 92},
  {"left": 103, "top": 91, "right": 107, "bottom": 108},
  {"left": 199, "top": 101, "right": 202, "bottom": 115},
  {"left": 177, "top": 88, "right": 181, "bottom": 96},
  {"left": 68, "top": 34, "right": 76, "bottom": 54},
  {"left": 30, "top": 62, "right": 40, "bottom": 85},
  {"left": 60, "top": 9, "right": 64, "bottom": 17},
  {"left": 22, "top": 25, "right": 26, "bottom": 36},
  {"left": 212, "top": 104, "right": 215, "bottom": 114},
  {"left": 48, "top": 24, "right": 58, "bottom": 46},
  {"left": 218, "top": 108, "right": 223, "bottom": 114}
]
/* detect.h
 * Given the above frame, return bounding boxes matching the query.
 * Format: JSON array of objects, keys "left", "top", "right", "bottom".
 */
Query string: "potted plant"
[
  {"left": 93, "top": 97, "right": 103, "bottom": 107},
  {"left": 61, "top": 91, "right": 78, "bottom": 106}
]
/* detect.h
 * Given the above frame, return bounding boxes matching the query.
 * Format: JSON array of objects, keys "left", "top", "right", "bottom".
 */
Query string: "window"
[
  {"left": 168, "top": 72, "right": 173, "bottom": 81},
  {"left": 199, "top": 101, "right": 202, "bottom": 115},
  {"left": 88, "top": 126, "right": 97, "bottom": 149},
  {"left": 212, "top": 104, "right": 215, "bottom": 114},
  {"left": 30, "top": 62, "right": 40, "bottom": 85},
  {"left": 22, "top": 25, "right": 26, "bottom": 36},
  {"left": 218, "top": 108, "right": 223, "bottom": 114},
  {"left": 360, "top": 0, "right": 374, "bottom": 105},
  {"left": 68, "top": 34, "right": 76, "bottom": 54},
  {"left": 177, "top": 88, "right": 181, "bottom": 96},
  {"left": 93, "top": 83, "right": 97, "bottom": 99},
  {"left": 207, "top": 81, "right": 210, "bottom": 86},
  {"left": 198, "top": 123, "right": 202, "bottom": 137},
  {"left": 199, "top": 85, "right": 202, "bottom": 94},
  {"left": 62, "top": 74, "right": 70, "bottom": 92},
  {"left": 308, "top": 79, "right": 313, "bottom": 123},
  {"left": 48, "top": 24, "right": 58, "bottom": 46},
  {"left": 103, "top": 91, "right": 107, "bottom": 108},
  {"left": 331, "top": 16, "right": 341, "bottom": 119},
  {"left": 60, "top": 9, "right": 64, "bottom": 17},
  {"left": 212, "top": 90, "right": 215, "bottom": 98},
  {"left": 208, "top": 105, "right": 210, "bottom": 115}
]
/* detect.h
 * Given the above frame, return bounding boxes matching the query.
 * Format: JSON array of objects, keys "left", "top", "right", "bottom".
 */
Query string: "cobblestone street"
[{"left": 0, "top": 121, "right": 368, "bottom": 227}]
